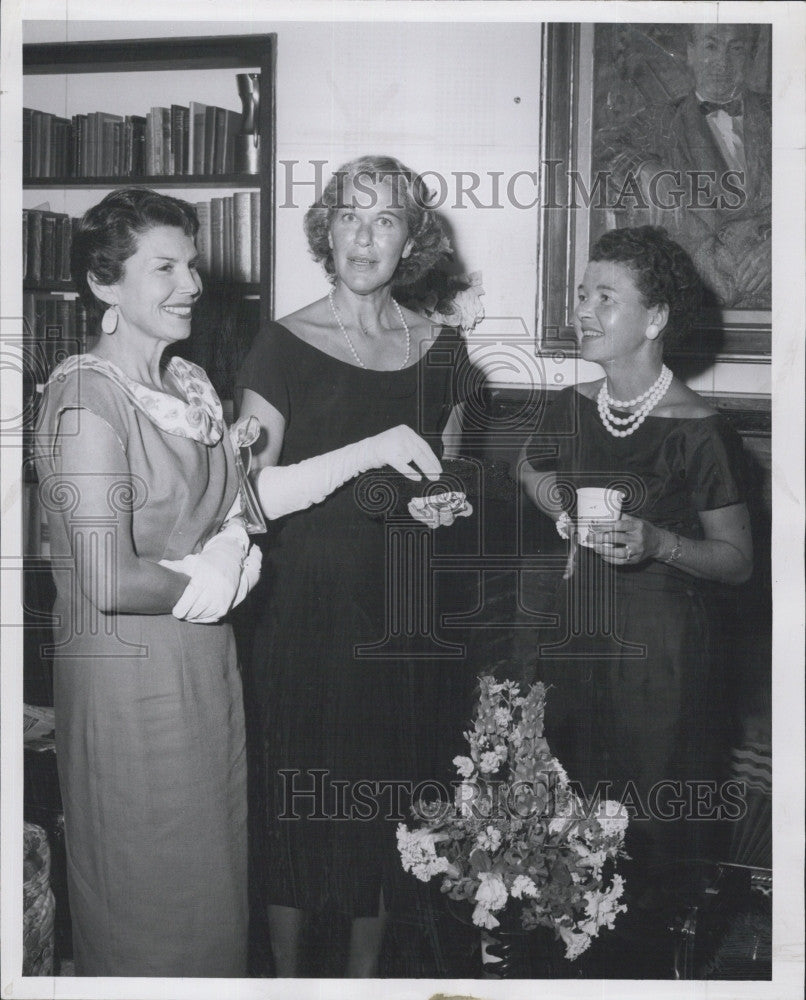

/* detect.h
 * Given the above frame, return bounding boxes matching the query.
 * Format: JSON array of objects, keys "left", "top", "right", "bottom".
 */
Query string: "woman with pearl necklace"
[{"left": 520, "top": 225, "right": 752, "bottom": 977}]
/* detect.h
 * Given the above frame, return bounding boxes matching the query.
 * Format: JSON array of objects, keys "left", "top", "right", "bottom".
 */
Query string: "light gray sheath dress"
[{"left": 34, "top": 355, "right": 247, "bottom": 977}]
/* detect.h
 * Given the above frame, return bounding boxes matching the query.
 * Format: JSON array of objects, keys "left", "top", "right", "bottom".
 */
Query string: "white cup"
[{"left": 576, "top": 487, "right": 624, "bottom": 547}]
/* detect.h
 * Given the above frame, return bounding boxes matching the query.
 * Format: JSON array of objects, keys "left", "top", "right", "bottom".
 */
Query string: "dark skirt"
[{"left": 535, "top": 551, "right": 732, "bottom": 873}]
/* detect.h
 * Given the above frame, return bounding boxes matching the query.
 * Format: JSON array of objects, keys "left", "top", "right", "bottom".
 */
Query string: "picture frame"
[{"left": 537, "top": 23, "right": 772, "bottom": 362}]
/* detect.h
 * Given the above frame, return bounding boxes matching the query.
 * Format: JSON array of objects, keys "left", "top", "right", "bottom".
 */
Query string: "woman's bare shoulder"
[
  {"left": 397, "top": 304, "right": 444, "bottom": 347},
  {"left": 656, "top": 380, "right": 718, "bottom": 419},
  {"left": 276, "top": 298, "right": 330, "bottom": 343}
]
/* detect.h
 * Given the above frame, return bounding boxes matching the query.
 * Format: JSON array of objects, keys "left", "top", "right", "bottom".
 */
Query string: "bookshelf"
[
  {"left": 23, "top": 33, "right": 276, "bottom": 320},
  {"left": 21, "top": 32, "right": 276, "bottom": 627}
]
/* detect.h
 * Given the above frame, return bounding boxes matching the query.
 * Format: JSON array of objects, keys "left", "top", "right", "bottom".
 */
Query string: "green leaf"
[{"left": 469, "top": 848, "right": 492, "bottom": 873}]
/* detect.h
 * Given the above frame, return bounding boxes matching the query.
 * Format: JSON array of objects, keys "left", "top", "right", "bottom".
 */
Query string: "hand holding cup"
[{"left": 576, "top": 487, "right": 624, "bottom": 548}]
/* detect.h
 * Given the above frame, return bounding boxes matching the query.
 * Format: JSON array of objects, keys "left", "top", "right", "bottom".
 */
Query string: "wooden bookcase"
[{"left": 23, "top": 32, "right": 275, "bottom": 315}]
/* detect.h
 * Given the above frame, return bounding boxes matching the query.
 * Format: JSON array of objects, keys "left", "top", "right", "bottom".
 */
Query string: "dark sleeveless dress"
[
  {"left": 524, "top": 387, "right": 748, "bottom": 881},
  {"left": 237, "top": 321, "right": 473, "bottom": 917}
]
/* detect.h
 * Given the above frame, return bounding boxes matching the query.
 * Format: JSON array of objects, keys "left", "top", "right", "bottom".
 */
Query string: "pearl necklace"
[
  {"left": 327, "top": 289, "right": 410, "bottom": 370},
  {"left": 597, "top": 364, "right": 673, "bottom": 438}
]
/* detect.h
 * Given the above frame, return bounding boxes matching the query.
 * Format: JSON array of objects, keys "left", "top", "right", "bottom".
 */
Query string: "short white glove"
[
  {"left": 256, "top": 424, "right": 442, "bottom": 520},
  {"left": 160, "top": 521, "right": 249, "bottom": 623}
]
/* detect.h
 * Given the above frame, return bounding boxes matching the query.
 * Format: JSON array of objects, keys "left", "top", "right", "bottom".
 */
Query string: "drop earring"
[
  {"left": 645, "top": 322, "right": 659, "bottom": 341},
  {"left": 101, "top": 306, "right": 119, "bottom": 334}
]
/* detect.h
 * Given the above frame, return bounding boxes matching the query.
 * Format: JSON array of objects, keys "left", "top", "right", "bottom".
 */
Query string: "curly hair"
[
  {"left": 303, "top": 155, "right": 451, "bottom": 287},
  {"left": 587, "top": 226, "right": 703, "bottom": 350},
  {"left": 71, "top": 187, "right": 199, "bottom": 325}
]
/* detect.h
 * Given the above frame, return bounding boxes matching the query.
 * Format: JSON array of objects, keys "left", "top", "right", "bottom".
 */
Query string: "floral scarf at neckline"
[{"left": 47, "top": 353, "right": 225, "bottom": 445}]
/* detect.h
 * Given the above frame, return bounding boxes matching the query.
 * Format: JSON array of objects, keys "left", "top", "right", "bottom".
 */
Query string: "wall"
[{"left": 22, "top": 16, "right": 770, "bottom": 397}]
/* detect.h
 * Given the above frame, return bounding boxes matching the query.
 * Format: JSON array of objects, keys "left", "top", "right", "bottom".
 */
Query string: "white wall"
[{"left": 22, "top": 17, "right": 770, "bottom": 395}]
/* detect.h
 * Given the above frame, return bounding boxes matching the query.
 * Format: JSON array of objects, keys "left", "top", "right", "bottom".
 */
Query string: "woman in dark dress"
[
  {"left": 237, "top": 156, "right": 473, "bottom": 976},
  {"left": 520, "top": 226, "right": 752, "bottom": 975}
]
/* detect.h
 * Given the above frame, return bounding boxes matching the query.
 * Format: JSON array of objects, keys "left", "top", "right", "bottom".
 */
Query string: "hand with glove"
[
  {"left": 255, "top": 423, "right": 442, "bottom": 520},
  {"left": 160, "top": 520, "right": 257, "bottom": 624}
]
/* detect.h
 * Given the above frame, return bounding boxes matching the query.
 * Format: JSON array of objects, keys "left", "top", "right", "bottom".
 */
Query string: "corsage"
[{"left": 556, "top": 510, "right": 573, "bottom": 540}]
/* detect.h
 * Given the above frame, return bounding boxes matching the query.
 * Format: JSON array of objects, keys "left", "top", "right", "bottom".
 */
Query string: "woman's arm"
[
  {"left": 238, "top": 387, "right": 286, "bottom": 471},
  {"left": 54, "top": 409, "right": 190, "bottom": 614},
  {"left": 590, "top": 503, "right": 753, "bottom": 585},
  {"left": 238, "top": 389, "right": 442, "bottom": 520},
  {"left": 518, "top": 441, "right": 564, "bottom": 523}
]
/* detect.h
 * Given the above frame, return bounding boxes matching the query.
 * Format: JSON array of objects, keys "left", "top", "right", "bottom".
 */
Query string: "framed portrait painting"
[{"left": 537, "top": 22, "right": 772, "bottom": 360}]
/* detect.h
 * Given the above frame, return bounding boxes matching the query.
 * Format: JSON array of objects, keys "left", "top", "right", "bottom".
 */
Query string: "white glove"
[
  {"left": 255, "top": 424, "right": 442, "bottom": 520},
  {"left": 231, "top": 542, "right": 262, "bottom": 610},
  {"left": 160, "top": 521, "right": 249, "bottom": 623}
]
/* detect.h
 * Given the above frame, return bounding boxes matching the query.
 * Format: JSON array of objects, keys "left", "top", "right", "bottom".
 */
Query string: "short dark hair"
[
  {"left": 686, "top": 22, "right": 759, "bottom": 53},
  {"left": 588, "top": 226, "right": 702, "bottom": 349},
  {"left": 303, "top": 155, "right": 451, "bottom": 287},
  {"left": 71, "top": 187, "right": 199, "bottom": 324}
]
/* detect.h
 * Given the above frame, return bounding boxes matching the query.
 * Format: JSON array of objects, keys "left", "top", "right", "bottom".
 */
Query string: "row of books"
[
  {"left": 23, "top": 102, "right": 244, "bottom": 179},
  {"left": 24, "top": 193, "right": 260, "bottom": 286},
  {"left": 23, "top": 209, "right": 76, "bottom": 285},
  {"left": 23, "top": 293, "right": 91, "bottom": 379},
  {"left": 195, "top": 193, "right": 261, "bottom": 283}
]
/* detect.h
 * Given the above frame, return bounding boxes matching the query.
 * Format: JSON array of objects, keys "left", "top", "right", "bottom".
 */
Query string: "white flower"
[
  {"left": 494, "top": 707, "right": 511, "bottom": 728},
  {"left": 475, "top": 871, "right": 508, "bottom": 913},
  {"left": 455, "top": 780, "right": 480, "bottom": 818},
  {"left": 479, "top": 750, "right": 503, "bottom": 774},
  {"left": 475, "top": 825, "right": 503, "bottom": 853},
  {"left": 471, "top": 902, "right": 501, "bottom": 930},
  {"left": 548, "top": 816, "right": 571, "bottom": 836},
  {"left": 510, "top": 875, "right": 538, "bottom": 900},
  {"left": 558, "top": 923, "right": 593, "bottom": 961},
  {"left": 594, "top": 800, "right": 630, "bottom": 841},
  {"left": 453, "top": 755, "right": 475, "bottom": 779},
  {"left": 396, "top": 825, "right": 451, "bottom": 883},
  {"left": 583, "top": 875, "right": 627, "bottom": 931},
  {"left": 572, "top": 843, "right": 608, "bottom": 877}
]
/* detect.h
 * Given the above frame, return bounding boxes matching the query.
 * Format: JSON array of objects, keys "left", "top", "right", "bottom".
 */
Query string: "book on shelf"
[
  {"left": 90, "top": 112, "right": 123, "bottom": 176},
  {"left": 71, "top": 114, "right": 87, "bottom": 176},
  {"left": 23, "top": 107, "right": 33, "bottom": 178},
  {"left": 23, "top": 209, "right": 77, "bottom": 287},
  {"left": 194, "top": 192, "right": 259, "bottom": 283},
  {"left": 232, "top": 191, "right": 252, "bottom": 283},
  {"left": 22, "top": 210, "right": 29, "bottom": 281},
  {"left": 26, "top": 210, "right": 43, "bottom": 283},
  {"left": 189, "top": 101, "right": 207, "bottom": 175},
  {"left": 222, "top": 197, "right": 233, "bottom": 281},
  {"left": 23, "top": 291, "right": 89, "bottom": 378},
  {"left": 22, "top": 194, "right": 259, "bottom": 293},
  {"left": 24, "top": 92, "right": 248, "bottom": 179},
  {"left": 194, "top": 202, "right": 212, "bottom": 275},
  {"left": 250, "top": 191, "right": 261, "bottom": 283},
  {"left": 171, "top": 104, "right": 189, "bottom": 174},
  {"left": 214, "top": 107, "right": 241, "bottom": 174},
  {"left": 210, "top": 197, "right": 225, "bottom": 280},
  {"left": 40, "top": 214, "right": 57, "bottom": 281}
]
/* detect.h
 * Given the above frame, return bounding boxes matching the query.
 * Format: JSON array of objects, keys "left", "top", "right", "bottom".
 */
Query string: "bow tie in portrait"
[{"left": 699, "top": 97, "right": 744, "bottom": 117}]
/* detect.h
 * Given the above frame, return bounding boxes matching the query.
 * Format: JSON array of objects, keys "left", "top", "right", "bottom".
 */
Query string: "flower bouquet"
[{"left": 397, "top": 675, "right": 629, "bottom": 962}]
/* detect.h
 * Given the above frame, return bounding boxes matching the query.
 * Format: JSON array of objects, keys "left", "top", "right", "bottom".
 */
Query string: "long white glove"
[
  {"left": 256, "top": 424, "right": 442, "bottom": 520},
  {"left": 160, "top": 521, "right": 251, "bottom": 623}
]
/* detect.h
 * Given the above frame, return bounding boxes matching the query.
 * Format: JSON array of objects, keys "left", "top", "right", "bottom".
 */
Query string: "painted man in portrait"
[{"left": 595, "top": 24, "right": 771, "bottom": 310}]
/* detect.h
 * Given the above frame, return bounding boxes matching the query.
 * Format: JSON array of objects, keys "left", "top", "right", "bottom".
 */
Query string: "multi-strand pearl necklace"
[
  {"left": 597, "top": 364, "right": 673, "bottom": 437},
  {"left": 327, "top": 289, "right": 410, "bottom": 370}
]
